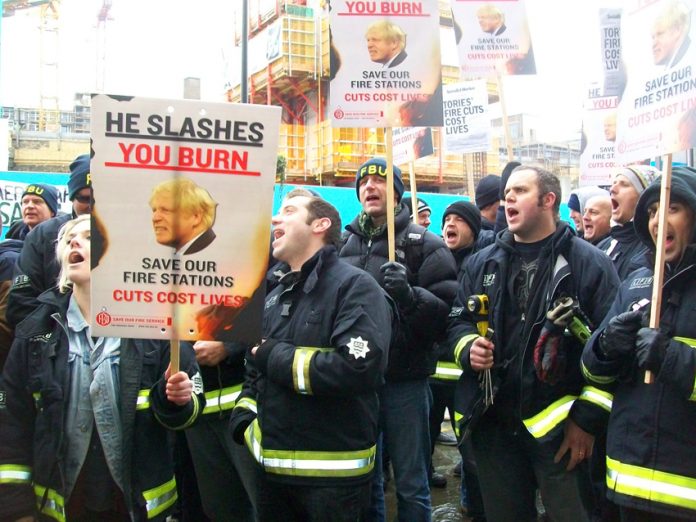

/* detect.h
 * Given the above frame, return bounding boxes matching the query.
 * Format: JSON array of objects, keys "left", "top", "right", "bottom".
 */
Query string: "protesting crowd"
[{"left": 0, "top": 151, "right": 695, "bottom": 522}]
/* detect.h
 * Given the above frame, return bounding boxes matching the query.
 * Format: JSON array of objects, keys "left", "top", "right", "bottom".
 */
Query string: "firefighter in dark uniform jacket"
[
  {"left": 447, "top": 166, "right": 620, "bottom": 521},
  {"left": 0, "top": 215, "right": 204, "bottom": 522},
  {"left": 582, "top": 166, "right": 696, "bottom": 521},
  {"left": 229, "top": 190, "right": 393, "bottom": 521}
]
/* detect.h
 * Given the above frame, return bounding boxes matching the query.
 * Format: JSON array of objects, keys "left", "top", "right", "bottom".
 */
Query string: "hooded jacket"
[
  {"left": 0, "top": 289, "right": 204, "bottom": 522},
  {"left": 581, "top": 167, "right": 696, "bottom": 519},
  {"left": 448, "top": 222, "right": 620, "bottom": 441},
  {"left": 340, "top": 205, "right": 457, "bottom": 381},
  {"left": 597, "top": 221, "right": 649, "bottom": 280}
]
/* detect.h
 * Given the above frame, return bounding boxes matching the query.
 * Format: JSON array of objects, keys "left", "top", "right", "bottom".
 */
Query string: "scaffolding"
[{"left": 226, "top": 0, "right": 509, "bottom": 194}]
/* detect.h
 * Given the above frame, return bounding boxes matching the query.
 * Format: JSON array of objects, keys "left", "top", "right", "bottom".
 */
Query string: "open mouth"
[
  {"left": 507, "top": 208, "right": 519, "bottom": 218},
  {"left": 445, "top": 229, "right": 457, "bottom": 240},
  {"left": 273, "top": 229, "right": 285, "bottom": 241},
  {"left": 68, "top": 251, "right": 84, "bottom": 264},
  {"left": 365, "top": 194, "right": 380, "bottom": 203},
  {"left": 611, "top": 198, "right": 619, "bottom": 211}
]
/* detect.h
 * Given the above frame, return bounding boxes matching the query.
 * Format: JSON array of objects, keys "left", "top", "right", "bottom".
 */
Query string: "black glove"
[
  {"left": 380, "top": 261, "right": 414, "bottom": 308},
  {"left": 599, "top": 310, "right": 643, "bottom": 361},
  {"left": 635, "top": 327, "right": 669, "bottom": 373}
]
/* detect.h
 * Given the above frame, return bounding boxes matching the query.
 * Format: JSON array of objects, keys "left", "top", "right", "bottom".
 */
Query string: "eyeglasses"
[{"left": 73, "top": 194, "right": 92, "bottom": 204}]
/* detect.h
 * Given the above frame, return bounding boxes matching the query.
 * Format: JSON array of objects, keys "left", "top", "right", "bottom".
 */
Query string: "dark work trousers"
[
  {"left": 185, "top": 415, "right": 263, "bottom": 521},
  {"left": 620, "top": 506, "right": 692, "bottom": 522},
  {"left": 173, "top": 431, "right": 209, "bottom": 522},
  {"left": 256, "top": 479, "right": 372, "bottom": 522},
  {"left": 471, "top": 416, "right": 592, "bottom": 522},
  {"left": 429, "top": 380, "right": 486, "bottom": 521}
]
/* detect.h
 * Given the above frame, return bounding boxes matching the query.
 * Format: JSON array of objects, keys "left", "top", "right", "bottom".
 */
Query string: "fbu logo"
[{"left": 26, "top": 185, "right": 44, "bottom": 195}]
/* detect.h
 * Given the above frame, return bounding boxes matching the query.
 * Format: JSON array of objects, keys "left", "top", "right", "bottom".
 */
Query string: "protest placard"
[
  {"left": 329, "top": 0, "right": 443, "bottom": 127},
  {"left": 580, "top": 86, "right": 618, "bottom": 186},
  {"left": 616, "top": 0, "right": 696, "bottom": 162},
  {"left": 450, "top": 0, "right": 536, "bottom": 78},
  {"left": 90, "top": 94, "right": 281, "bottom": 343},
  {"left": 392, "top": 126, "right": 434, "bottom": 165},
  {"left": 442, "top": 80, "right": 490, "bottom": 153}
]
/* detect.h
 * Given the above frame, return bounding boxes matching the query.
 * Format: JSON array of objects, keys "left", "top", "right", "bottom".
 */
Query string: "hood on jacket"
[{"left": 634, "top": 166, "right": 696, "bottom": 250}]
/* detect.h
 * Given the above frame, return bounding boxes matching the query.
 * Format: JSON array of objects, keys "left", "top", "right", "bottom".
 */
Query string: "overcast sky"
[{"left": 0, "top": 0, "right": 619, "bottom": 142}]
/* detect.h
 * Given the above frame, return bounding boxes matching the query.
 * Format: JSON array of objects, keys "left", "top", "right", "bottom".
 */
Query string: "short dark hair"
[
  {"left": 284, "top": 190, "right": 342, "bottom": 247},
  {"left": 512, "top": 165, "right": 562, "bottom": 221}
]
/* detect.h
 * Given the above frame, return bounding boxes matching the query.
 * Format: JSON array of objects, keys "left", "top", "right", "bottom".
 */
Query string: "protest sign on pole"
[
  {"left": 450, "top": 0, "right": 536, "bottom": 78},
  {"left": 580, "top": 86, "right": 618, "bottom": 187},
  {"left": 329, "top": 0, "right": 443, "bottom": 128},
  {"left": 392, "top": 127, "right": 434, "bottom": 166},
  {"left": 615, "top": 0, "right": 696, "bottom": 162},
  {"left": 90, "top": 95, "right": 281, "bottom": 345},
  {"left": 442, "top": 80, "right": 490, "bottom": 154},
  {"left": 598, "top": 8, "right": 624, "bottom": 98}
]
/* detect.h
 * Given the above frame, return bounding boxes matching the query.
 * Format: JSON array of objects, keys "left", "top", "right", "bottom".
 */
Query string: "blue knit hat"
[
  {"left": 22, "top": 183, "right": 58, "bottom": 216},
  {"left": 355, "top": 157, "right": 405, "bottom": 202},
  {"left": 68, "top": 154, "right": 91, "bottom": 200}
]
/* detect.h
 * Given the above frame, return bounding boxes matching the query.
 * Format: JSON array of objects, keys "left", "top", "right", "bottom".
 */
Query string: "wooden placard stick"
[
  {"left": 496, "top": 71, "right": 514, "bottom": 162},
  {"left": 386, "top": 128, "right": 396, "bottom": 262},
  {"left": 645, "top": 156, "right": 672, "bottom": 384}
]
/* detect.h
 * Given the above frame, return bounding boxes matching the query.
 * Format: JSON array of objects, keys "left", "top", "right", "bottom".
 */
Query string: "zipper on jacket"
[
  {"left": 363, "top": 239, "right": 373, "bottom": 271},
  {"left": 518, "top": 270, "right": 570, "bottom": 422}
]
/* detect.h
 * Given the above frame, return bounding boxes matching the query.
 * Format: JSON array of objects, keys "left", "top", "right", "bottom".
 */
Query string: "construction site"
[{"left": 0, "top": 0, "right": 581, "bottom": 196}]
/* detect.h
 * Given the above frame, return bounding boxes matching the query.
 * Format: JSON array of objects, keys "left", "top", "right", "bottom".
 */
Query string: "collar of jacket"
[
  {"left": 14, "top": 287, "right": 71, "bottom": 338},
  {"left": 274, "top": 245, "right": 338, "bottom": 295},
  {"left": 346, "top": 203, "right": 408, "bottom": 238},
  {"left": 494, "top": 221, "right": 574, "bottom": 258},
  {"left": 610, "top": 220, "right": 638, "bottom": 244}
]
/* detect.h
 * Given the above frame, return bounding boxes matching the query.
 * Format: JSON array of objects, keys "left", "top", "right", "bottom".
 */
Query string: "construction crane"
[
  {"left": 95, "top": 0, "right": 113, "bottom": 92},
  {"left": 2, "top": 0, "right": 60, "bottom": 131}
]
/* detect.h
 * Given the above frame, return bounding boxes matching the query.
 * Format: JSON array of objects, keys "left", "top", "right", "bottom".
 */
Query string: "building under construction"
[{"left": 225, "top": 0, "right": 506, "bottom": 195}]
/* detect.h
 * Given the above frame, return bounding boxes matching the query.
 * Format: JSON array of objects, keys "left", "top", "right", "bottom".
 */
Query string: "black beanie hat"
[
  {"left": 22, "top": 183, "right": 58, "bottom": 216},
  {"left": 68, "top": 154, "right": 91, "bottom": 200},
  {"left": 475, "top": 175, "right": 501, "bottom": 209},
  {"left": 404, "top": 197, "right": 431, "bottom": 217},
  {"left": 355, "top": 157, "right": 405, "bottom": 202},
  {"left": 499, "top": 161, "right": 522, "bottom": 199},
  {"left": 442, "top": 200, "right": 482, "bottom": 240},
  {"left": 634, "top": 166, "right": 696, "bottom": 249}
]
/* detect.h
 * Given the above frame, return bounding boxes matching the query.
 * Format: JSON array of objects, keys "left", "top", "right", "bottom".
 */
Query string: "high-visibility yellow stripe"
[
  {"left": 453, "top": 410, "right": 463, "bottom": 437},
  {"left": 202, "top": 385, "right": 242, "bottom": 415},
  {"left": 292, "top": 347, "right": 332, "bottom": 395},
  {"left": 433, "top": 362, "right": 463, "bottom": 381},
  {"left": 581, "top": 360, "right": 616, "bottom": 385},
  {"left": 579, "top": 386, "right": 613, "bottom": 412},
  {"left": 523, "top": 395, "right": 576, "bottom": 439},
  {"left": 0, "top": 464, "right": 32, "bottom": 484},
  {"left": 143, "top": 477, "right": 178, "bottom": 519},
  {"left": 136, "top": 389, "right": 150, "bottom": 410},
  {"left": 244, "top": 418, "right": 376, "bottom": 477},
  {"left": 453, "top": 334, "right": 478, "bottom": 369},
  {"left": 234, "top": 397, "right": 257, "bottom": 414},
  {"left": 607, "top": 456, "right": 696, "bottom": 511},
  {"left": 673, "top": 337, "right": 696, "bottom": 402},
  {"left": 34, "top": 484, "right": 65, "bottom": 522}
]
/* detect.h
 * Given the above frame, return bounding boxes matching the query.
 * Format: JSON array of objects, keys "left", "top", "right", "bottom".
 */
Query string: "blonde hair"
[
  {"left": 365, "top": 20, "right": 406, "bottom": 51},
  {"left": 56, "top": 214, "right": 90, "bottom": 293},
  {"left": 149, "top": 178, "right": 217, "bottom": 230}
]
